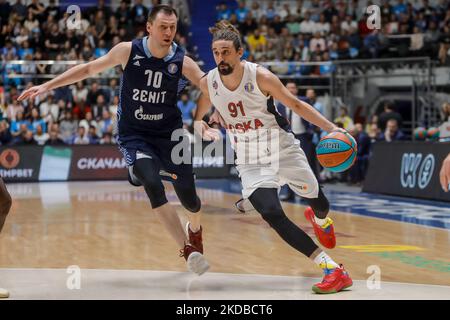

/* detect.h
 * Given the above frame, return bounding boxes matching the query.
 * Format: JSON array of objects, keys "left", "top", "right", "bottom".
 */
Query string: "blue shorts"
[{"left": 117, "top": 134, "right": 194, "bottom": 185}]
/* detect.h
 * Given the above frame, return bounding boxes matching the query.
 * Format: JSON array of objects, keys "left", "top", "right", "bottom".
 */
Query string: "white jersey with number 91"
[{"left": 207, "top": 61, "right": 319, "bottom": 200}]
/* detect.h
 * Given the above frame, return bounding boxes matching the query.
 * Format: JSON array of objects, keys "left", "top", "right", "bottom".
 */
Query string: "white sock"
[
  {"left": 314, "top": 216, "right": 328, "bottom": 227},
  {"left": 313, "top": 251, "right": 339, "bottom": 270},
  {"left": 187, "top": 222, "right": 200, "bottom": 233}
]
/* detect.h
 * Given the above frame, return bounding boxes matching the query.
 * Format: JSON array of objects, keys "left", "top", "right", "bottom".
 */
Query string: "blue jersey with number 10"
[{"left": 117, "top": 37, "right": 188, "bottom": 139}]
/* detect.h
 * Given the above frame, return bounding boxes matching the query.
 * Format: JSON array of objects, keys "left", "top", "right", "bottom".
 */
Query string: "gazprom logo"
[
  {"left": 400, "top": 153, "right": 434, "bottom": 189},
  {"left": 134, "top": 106, "right": 164, "bottom": 121}
]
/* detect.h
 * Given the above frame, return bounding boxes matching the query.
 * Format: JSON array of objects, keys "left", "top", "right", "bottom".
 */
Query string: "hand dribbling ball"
[{"left": 316, "top": 131, "right": 358, "bottom": 172}]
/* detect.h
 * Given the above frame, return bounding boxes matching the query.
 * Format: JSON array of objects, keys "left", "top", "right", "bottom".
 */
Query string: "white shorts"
[{"left": 236, "top": 131, "right": 319, "bottom": 200}]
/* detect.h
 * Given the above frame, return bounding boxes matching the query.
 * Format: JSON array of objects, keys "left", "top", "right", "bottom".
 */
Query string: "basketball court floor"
[{"left": 0, "top": 180, "right": 449, "bottom": 300}]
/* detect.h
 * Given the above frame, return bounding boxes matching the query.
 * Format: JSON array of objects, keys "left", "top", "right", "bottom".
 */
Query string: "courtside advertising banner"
[
  {"left": 69, "top": 145, "right": 127, "bottom": 180},
  {"left": 0, "top": 146, "right": 42, "bottom": 182},
  {"left": 0, "top": 144, "right": 231, "bottom": 182},
  {"left": 363, "top": 141, "right": 450, "bottom": 202}
]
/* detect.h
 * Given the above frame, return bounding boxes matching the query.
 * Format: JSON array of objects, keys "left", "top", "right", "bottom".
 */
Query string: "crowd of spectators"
[
  {"left": 277, "top": 83, "right": 415, "bottom": 192},
  {"left": 216, "top": 0, "right": 450, "bottom": 76},
  {"left": 0, "top": 0, "right": 198, "bottom": 146},
  {"left": 0, "top": 0, "right": 449, "bottom": 150}
]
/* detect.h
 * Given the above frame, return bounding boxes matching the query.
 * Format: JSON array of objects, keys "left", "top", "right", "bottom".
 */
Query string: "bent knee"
[{"left": 186, "top": 198, "right": 201, "bottom": 213}]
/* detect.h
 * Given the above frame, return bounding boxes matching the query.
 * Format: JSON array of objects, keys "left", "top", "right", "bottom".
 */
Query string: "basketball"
[
  {"left": 316, "top": 131, "right": 357, "bottom": 172},
  {"left": 414, "top": 127, "right": 428, "bottom": 140}
]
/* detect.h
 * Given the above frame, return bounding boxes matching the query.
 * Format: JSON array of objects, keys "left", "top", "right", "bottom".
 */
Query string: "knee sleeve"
[
  {"left": 174, "top": 180, "right": 201, "bottom": 213},
  {"left": 250, "top": 193, "right": 285, "bottom": 226},
  {"left": 133, "top": 158, "right": 168, "bottom": 209},
  {"left": 249, "top": 188, "right": 318, "bottom": 257},
  {"left": 305, "top": 187, "right": 329, "bottom": 219},
  {"left": 260, "top": 208, "right": 286, "bottom": 228}
]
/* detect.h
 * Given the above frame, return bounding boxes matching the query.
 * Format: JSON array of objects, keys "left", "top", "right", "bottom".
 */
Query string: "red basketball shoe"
[
  {"left": 186, "top": 222, "right": 203, "bottom": 254},
  {"left": 312, "top": 265, "right": 353, "bottom": 294},
  {"left": 304, "top": 207, "right": 336, "bottom": 249}
]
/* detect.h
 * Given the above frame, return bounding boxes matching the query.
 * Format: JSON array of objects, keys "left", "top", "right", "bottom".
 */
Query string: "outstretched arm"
[
  {"left": 18, "top": 42, "right": 131, "bottom": 101},
  {"left": 256, "top": 66, "right": 337, "bottom": 133}
]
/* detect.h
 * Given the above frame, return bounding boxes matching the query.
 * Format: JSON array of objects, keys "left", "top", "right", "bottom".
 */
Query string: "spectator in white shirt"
[
  {"left": 278, "top": 3, "right": 292, "bottom": 20},
  {"left": 14, "top": 27, "right": 30, "bottom": 47},
  {"left": 73, "top": 126, "right": 89, "bottom": 145},
  {"left": 33, "top": 124, "right": 49, "bottom": 145},
  {"left": 313, "top": 13, "right": 331, "bottom": 35},
  {"left": 309, "top": 32, "right": 327, "bottom": 52},
  {"left": 341, "top": 14, "right": 357, "bottom": 33},
  {"left": 39, "top": 94, "right": 59, "bottom": 124},
  {"left": 79, "top": 111, "right": 99, "bottom": 134},
  {"left": 24, "top": 12, "right": 39, "bottom": 33},
  {"left": 71, "top": 81, "right": 88, "bottom": 103},
  {"left": 410, "top": 26, "right": 424, "bottom": 51},
  {"left": 300, "top": 12, "right": 316, "bottom": 34}
]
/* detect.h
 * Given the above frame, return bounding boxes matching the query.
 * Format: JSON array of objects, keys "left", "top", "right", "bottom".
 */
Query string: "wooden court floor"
[{"left": 0, "top": 181, "right": 449, "bottom": 299}]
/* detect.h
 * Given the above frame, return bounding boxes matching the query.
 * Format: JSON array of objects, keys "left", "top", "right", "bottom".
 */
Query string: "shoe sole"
[
  {"left": 187, "top": 252, "right": 210, "bottom": 276},
  {"left": 312, "top": 280, "right": 353, "bottom": 294},
  {"left": 304, "top": 209, "right": 336, "bottom": 249},
  {"left": 0, "top": 288, "right": 9, "bottom": 298},
  {"left": 235, "top": 198, "right": 255, "bottom": 213}
]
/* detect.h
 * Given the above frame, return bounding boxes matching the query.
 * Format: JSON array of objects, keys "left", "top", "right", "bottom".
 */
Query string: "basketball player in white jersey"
[
  {"left": 18, "top": 5, "right": 211, "bottom": 276},
  {"left": 195, "top": 21, "right": 353, "bottom": 293}
]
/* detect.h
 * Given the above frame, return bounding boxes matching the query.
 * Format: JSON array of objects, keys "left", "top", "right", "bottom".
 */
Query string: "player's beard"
[{"left": 218, "top": 62, "right": 233, "bottom": 75}]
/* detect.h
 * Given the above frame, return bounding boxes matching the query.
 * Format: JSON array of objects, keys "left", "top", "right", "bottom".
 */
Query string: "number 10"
[{"left": 145, "top": 70, "right": 162, "bottom": 88}]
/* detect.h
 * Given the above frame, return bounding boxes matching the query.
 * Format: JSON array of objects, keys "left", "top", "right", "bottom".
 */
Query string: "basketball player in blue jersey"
[
  {"left": 194, "top": 21, "right": 354, "bottom": 293},
  {"left": 18, "top": 5, "right": 213, "bottom": 275}
]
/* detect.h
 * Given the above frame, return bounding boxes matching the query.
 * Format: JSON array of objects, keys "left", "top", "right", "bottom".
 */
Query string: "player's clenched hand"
[
  {"left": 440, "top": 154, "right": 450, "bottom": 192},
  {"left": 17, "top": 84, "right": 49, "bottom": 101},
  {"left": 208, "top": 109, "right": 226, "bottom": 128}
]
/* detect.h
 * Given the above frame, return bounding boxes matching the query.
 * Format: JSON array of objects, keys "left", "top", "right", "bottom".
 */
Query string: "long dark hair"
[{"left": 209, "top": 20, "right": 242, "bottom": 51}]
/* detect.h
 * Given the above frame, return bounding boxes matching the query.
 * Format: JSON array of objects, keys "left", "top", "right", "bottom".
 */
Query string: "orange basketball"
[{"left": 316, "top": 131, "right": 357, "bottom": 172}]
